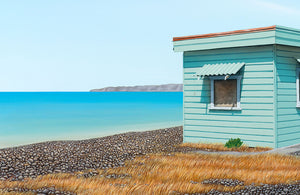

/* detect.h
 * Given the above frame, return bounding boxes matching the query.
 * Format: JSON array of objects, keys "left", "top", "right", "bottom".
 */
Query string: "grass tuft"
[{"left": 179, "top": 142, "right": 272, "bottom": 152}]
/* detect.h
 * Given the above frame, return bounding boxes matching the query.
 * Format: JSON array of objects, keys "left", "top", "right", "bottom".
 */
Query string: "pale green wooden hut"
[{"left": 173, "top": 25, "right": 300, "bottom": 148}]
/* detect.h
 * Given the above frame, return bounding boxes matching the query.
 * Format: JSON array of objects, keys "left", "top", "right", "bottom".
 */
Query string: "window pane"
[{"left": 214, "top": 79, "right": 237, "bottom": 107}]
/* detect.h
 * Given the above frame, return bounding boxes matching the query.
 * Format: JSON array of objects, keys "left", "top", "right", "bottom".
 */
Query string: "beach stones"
[
  {"left": 181, "top": 182, "right": 300, "bottom": 195},
  {"left": 201, "top": 178, "right": 244, "bottom": 186},
  {"left": 0, "top": 126, "right": 299, "bottom": 194},
  {"left": 207, "top": 183, "right": 300, "bottom": 195},
  {"left": 291, "top": 151, "right": 300, "bottom": 156},
  {"left": 0, "top": 126, "right": 183, "bottom": 181},
  {"left": 2, "top": 186, "right": 75, "bottom": 194}
]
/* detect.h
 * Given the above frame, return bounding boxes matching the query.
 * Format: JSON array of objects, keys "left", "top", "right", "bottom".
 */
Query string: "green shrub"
[{"left": 224, "top": 138, "right": 243, "bottom": 148}]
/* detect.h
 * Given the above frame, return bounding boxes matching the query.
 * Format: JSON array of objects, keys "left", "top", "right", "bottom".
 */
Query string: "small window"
[
  {"left": 297, "top": 68, "right": 300, "bottom": 107},
  {"left": 210, "top": 76, "right": 241, "bottom": 110}
]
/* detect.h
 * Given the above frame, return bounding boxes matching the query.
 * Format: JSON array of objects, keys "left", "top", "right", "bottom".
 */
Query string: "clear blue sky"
[{"left": 1, "top": 0, "right": 300, "bottom": 91}]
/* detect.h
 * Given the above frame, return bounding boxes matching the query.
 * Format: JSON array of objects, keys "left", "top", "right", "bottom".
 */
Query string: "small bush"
[{"left": 225, "top": 138, "right": 243, "bottom": 148}]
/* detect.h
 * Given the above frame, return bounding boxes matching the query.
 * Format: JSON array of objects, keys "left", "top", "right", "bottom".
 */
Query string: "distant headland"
[{"left": 90, "top": 84, "right": 183, "bottom": 92}]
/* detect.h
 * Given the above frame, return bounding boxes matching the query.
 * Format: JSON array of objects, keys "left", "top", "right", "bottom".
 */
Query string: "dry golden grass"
[
  {"left": 179, "top": 142, "right": 272, "bottom": 152},
  {"left": 0, "top": 190, "right": 34, "bottom": 195},
  {"left": 0, "top": 153, "right": 299, "bottom": 194}
]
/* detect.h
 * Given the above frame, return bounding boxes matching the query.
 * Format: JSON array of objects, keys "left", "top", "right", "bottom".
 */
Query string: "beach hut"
[{"left": 173, "top": 25, "right": 300, "bottom": 148}]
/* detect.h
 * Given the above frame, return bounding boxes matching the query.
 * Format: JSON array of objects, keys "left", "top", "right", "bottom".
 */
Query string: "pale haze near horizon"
[{"left": 1, "top": 0, "right": 300, "bottom": 91}]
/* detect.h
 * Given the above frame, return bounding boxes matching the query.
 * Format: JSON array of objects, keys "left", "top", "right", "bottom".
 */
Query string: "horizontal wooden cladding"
[
  {"left": 276, "top": 27, "right": 300, "bottom": 49},
  {"left": 278, "top": 109, "right": 300, "bottom": 115},
  {"left": 184, "top": 108, "right": 273, "bottom": 116},
  {"left": 277, "top": 44, "right": 300, "bottom": 52},
  {"left": 275, "top": 44, "right": 299, "bottom": 145},
  {"left": 278, "top": 139, "right": 300, "bottom": 148},
  {"left": 185, "top": 113, "right": 273, "bottom": 123},
  {"left": 184, "top": 109, "right": 273, "bottom": 116},
  {"left": 278, "top": 119, "right": 300, "bottom": 129},
  {"left": 184, "top": 90, "right": 210, "bottom": 97},
  {"left": 185, "top": 119, "right": 273, "bottom": 129},
  {"left": 276, "top": 37, "right": 300, "bottom": 48},
  {"left": 277, "top": 89, "right": 297, "bottom": 95},
  {"left": 277, "top": 76, "right": 296, "bottom": 83},
  {"left": 184, "top": 85, "right": 211, "bottom": 91},
  {"left": 173, "top": 26, "right": 276, "bottom": 41},
  {"left": 277, "top": 82, "right": 296, "bottom": 89},
  {"left": 276, "top": 53, "right": 300, "bottom": 62},
  {"left": 276, "top": 69, "right": 296, "bottom": 77},
  {"left": 278, "top": 132, "right": 300, "bottom": 143},
  {"left": 184, "top": 78, "right": 274, "bottom": 85},
  {"left": 276, "top": 64, "right": 298, "bottom": 71},
  {"left": 276, "top": 27, "right": 300, "bottom": 38},
  {"left": 277, "top": 99, "right": 297, "bottom": 105},
  {"left": 184, "top": 129, "right": 274, "bottom": 142},
  {"left": 277, "top": 50, "right": 300, "bottom": 57},
  {"left": 184, "top": 104, "right": 273, "bottom": 112},
  {"left": 278, "top": 127, "right": 300, "bottom": 136},
  {"left": 184, "top": 96, "right": 274, "bottom": 104},
  {"left": 184, "top": 51, "right": 273, "bottom": 62},
  {"left": 185, "top": 90, "right": 273, "bottom": 97},
  {"left": 276, "top": 56, "right": 299, "bottom": 65},
  {"left": 278, "top": 125, "right": 300, "bottom": 147},
  {"left": 184, "top": 102, "right": 273, "bottom": 110},
  {"left": 184, "top": 84, "right": 274, "bottom": 91},
  {"left": 277, "top": 95, "right": 297, "bottom": 102},
  {"left": 278, "top": 126, "right": 300, "bottom": 135},
  {"left": 183, "top": 46, "right": 273, "bottom": 61},
  {"left": 278, "top": 114, "right": 300, "bottom": 122},
  {"left": 174, "top": 34, "right": 275, "bottom": 52},
  {"left": 275, "top": 43, "right": 299, "bottom": 136},
  {"left": 184, "top": 45, "right": 273, "bottom": 56}
]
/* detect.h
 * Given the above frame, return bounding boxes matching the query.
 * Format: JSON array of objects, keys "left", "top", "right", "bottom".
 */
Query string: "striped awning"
[{"left": 196, "top": 62, "right": 245, "bottom": 77}]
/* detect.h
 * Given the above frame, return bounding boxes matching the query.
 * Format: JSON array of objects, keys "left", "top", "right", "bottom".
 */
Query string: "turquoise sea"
[{"left": 0, "top": 92, "right": 183, "bottom": 148}]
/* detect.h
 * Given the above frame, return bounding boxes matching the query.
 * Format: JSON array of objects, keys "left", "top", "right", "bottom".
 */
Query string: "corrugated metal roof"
[{"left": 196, "top": 62, "right": 245, "bottom": 76}]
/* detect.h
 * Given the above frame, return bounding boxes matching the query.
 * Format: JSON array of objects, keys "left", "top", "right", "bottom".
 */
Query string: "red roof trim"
[{"left": 173, "top": 25, "right": 276, "bottom": 42}]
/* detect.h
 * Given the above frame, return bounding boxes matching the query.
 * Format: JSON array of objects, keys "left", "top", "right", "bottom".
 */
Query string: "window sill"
[{"left": 209, "top": 107, "right": 242, "bottom": 111}]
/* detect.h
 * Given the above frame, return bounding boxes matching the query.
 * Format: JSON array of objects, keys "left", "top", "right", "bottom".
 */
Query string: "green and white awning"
[{"left": 196, "top": 62, "right": 245, "bottom": 77}]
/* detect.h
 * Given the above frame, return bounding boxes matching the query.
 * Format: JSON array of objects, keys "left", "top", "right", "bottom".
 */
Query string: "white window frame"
[
  {"left": 296, "top": 68, "right": 300, "bottom": 107},
  {"left": 209, "top": 75, "right": 242, "bottom": 110}
]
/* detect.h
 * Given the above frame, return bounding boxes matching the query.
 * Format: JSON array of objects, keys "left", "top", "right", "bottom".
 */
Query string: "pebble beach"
[
  {"left": 0, "top": 126, "right": 183, "bottom": 181},
  {"left": 0, "top": 126, "right": 299, "bottom": 195}
]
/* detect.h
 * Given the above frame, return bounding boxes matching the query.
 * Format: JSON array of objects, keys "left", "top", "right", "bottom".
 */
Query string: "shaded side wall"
[
  {"left": 275, "top": 45, "right": 300, "bottom": 148},
  {"left": 183, "top": 45, "right": 275, "bottom": 147}
]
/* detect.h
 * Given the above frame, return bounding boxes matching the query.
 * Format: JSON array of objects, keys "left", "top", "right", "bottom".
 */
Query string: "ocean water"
[{"left": 0, "top": 92, "right": 183, "bottom": 149}]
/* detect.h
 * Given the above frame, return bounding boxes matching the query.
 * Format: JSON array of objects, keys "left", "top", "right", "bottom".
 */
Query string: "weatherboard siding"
[
  {"left": 276, "top": 26, "right": 300, "bottom": 48},
  {"left": 275, "top": 45, "right": 300, "bottom": 148},
  {"left": 183, "top": 45, "right": 275, "bottom": 147},
  {"left": 174, "top": 30, "right": 276, "bottom": 52},
  {"left": 173, "top": 26, "right": 300, "bottom": 53}
]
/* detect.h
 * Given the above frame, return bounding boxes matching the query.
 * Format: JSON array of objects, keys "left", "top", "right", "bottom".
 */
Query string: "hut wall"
[
  {"left": 275, "top": 45, "right": 300, "bottom": 148},
  {"left": 183, "top": 45, "right": 275, "bottom": 147}
]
